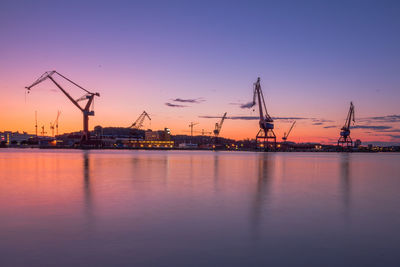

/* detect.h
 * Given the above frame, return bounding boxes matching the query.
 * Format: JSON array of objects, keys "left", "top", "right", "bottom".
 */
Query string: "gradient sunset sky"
[{"left": 1, "top": 0, "right": 399, "bottom": 144}]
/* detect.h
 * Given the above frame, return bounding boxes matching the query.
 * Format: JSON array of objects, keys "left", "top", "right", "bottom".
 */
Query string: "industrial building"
[{"left": 0, "top": 131, "right": 36, "bottom": 146}]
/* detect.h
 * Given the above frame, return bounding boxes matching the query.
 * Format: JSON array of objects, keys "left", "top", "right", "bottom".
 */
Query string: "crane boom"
[
  {"left": 282, "top": 121, "right": 296, "bottom": 141},
  {"left": 253, "top": 78, "right": 273, "bottom": 123},
  {"left": 213, "top": 112, "right": 227, "bottom": 137},
  {"left": 25, "top": 71, "right": 100, "bottom": 142},
  {"left": 342, "top": 102, "right": 355, "bottom": 131}
]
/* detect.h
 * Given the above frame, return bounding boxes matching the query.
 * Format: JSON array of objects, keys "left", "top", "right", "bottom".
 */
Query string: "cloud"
[
  {"left": 352, "top": 125, "right": 392, "bottom": 130},
  {"left": 359, "top": 115, "right": 400, "bottom": 123},
  {"left": 199, "top": 115, "right": 258, "bottom": 120},
  {"left": 172, "top": 98, "right": 205, "bottom": 104},
  {"left": 165, "top": 102, "right": 187, "bottom": 108},
  {"left": 229, "top": 101, "right": 256, "bottom": 108},
  {"left": 199, "top": 115, "right": 309, "bottom": 121},
  {"left": 240, "top": 101, "right": 256, "bottom": 109},
  {"left": 378, "top": 129, "right": 400, "bottom": 133},
  {"left": 312, "top": 122, "right": 323, "bottom": 125},
  {"left": 312, "top": 119, "right": 334, "bottom": 123},
  {"left": 323, "top": 125, "right": 337, "bottom": 129},
  {"left": 273, "top": 117, "right": 309, "bottom": 121}
]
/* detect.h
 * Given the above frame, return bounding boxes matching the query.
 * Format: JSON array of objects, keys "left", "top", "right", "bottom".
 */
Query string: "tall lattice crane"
[
  {"left": 338, "top": 102, "right": 355, "bottom": 147},
  {"left": 129, "top": 111, "right": 151, "bottom": 129},
  {"left": 188, "top": 122, "right": 199, "bottom": 137},
  {"left": 282, "top": 121, "right": 296, "bottom": 142},
  {"left": 250, "top": 77, "right": 276, "bottom": 150},
  {"left": 50, "top": 110, "right": 61, "bottom": 137},
  {"left": 25, "top": 71, "right": 100, "bottom": 142}
]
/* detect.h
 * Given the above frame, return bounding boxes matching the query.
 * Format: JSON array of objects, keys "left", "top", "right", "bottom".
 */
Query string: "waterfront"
[{"left": 1, "top": 149, "right": 400, "bottom": 266}]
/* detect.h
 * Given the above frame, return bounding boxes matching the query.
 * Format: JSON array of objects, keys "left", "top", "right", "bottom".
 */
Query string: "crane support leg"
[
  {"left": 256, "top": 129, "right": 276, "bottom": 151},
  {"left": 338, "top": 136, "right": 352, "bottom": 148},
  {"left": 82, "top": 114, "right": 89, "bottom": 142}
]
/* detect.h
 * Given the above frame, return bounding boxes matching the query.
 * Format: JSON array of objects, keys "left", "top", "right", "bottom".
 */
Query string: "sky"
[{"left": 0, "top": 0, "right": 399, "bottom": 144}]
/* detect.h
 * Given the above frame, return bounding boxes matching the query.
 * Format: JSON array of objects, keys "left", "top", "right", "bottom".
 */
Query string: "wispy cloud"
[
  {"left": 199, "top": 115, "right": 309, "bottom": 121},
  {"left": 312, "top": 119, "right": 334, "bottom": 123},
  {"left": 239, "top": 101, "right": 256, "bottom": 109},
  {"left": 312, "top": 122, "right": 323, "bottom": 125},
  {"left": 165, "top": 102, "right": 187, "bottom": 108},
  {"left": 172, "top": 98, "right": 205, "bottom": 104},
  {"left": 352, "top": 125, "right": 392, "bottom": 130},
  {"left": 229, "top": 101, "right": 256, "bottom": 109},
  {"left": 359, "top": 115, "right": 400, "bottom": 123},
  {"left": 323, "top": 125, "right": 337, "bottom": 129},
  {"left": 273, "top": 117, "right": 309, "bottom": 121},
  {"left": 199, "top": 115, "right": 257, "bottom": 120},
  {"left": 377, "top": 129, "right": 400, "bottom": 133}
]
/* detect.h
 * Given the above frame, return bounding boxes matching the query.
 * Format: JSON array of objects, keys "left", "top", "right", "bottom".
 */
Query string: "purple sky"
[{"left": 1, "top": 0, "right": 399, "bottom": 143}]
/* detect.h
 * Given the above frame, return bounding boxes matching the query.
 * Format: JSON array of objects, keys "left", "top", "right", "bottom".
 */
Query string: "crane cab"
[
  {"left": 84, "top": 111, "right": 95, "bottom": 116},
  {"left": 260, "top": 121, "right": 274, "bottom": 130},
  {"left": 340, "top": 129, "right": 350, "bottom": 137}
]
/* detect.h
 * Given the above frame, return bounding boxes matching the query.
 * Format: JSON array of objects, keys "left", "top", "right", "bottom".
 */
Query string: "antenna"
[{"left": 35, "top": 111, "right": 38, "bottom": 137}]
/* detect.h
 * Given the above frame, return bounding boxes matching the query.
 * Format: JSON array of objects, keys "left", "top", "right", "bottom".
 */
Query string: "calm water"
[{"left": 0, "top": 149, "right": 400, "bottom": 266}]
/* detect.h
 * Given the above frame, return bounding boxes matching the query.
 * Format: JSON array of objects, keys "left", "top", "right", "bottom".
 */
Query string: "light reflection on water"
[{"left": 0, "top": 149, "right": 400, "bottom": 266}]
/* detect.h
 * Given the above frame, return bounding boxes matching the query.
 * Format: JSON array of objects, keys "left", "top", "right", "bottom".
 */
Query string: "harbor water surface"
[{"left": 1, "top": 149, "right": 400, "bottom": 266}]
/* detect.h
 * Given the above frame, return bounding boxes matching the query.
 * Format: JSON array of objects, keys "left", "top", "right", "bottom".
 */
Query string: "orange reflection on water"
[{"left": 1, "top": 149, "right": 400, "bottom": 266}]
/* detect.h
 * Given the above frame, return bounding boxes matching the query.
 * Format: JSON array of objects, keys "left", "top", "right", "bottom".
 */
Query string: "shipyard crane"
[
  {"left": 201, "top": 129, "right": 212, "bottom": 136},
  {"left": 193, "top": 129, "right": 212, "bottom": 136},
  {"left": 129, "top": 111, "right": 151, "bottom": 129},
  {"left": 213, "top": 112, "right": 227, "bottom": 138},
  {"left": 189, "top": 122, "right": 199, "bottom": 137},
  {"left": 50, "top": 110, "right": 61, "bottom": 137},
  {"left": 282, "top": 121, "right": 296, "bottom": 142},
  {"left": 338, "top": 102, "right": 355, "bottom": 147},
  {"left": 184, "top": 129, "right": 212, "bottom": 136},
  {"left": 25, "top": 71, "right": 100, "bottom": 142},
  {"left": 250, "top": 77, "right": 276, "bottom": 150}
]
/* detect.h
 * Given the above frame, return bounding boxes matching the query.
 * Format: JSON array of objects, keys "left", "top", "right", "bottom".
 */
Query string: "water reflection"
[
  {"left": 251, "top": 153, "right": 274, "bottom": 236},
  {"left": 340, "top": 153, "right": 352, "bottom": 218},
  {"left": 1, "top": 150, "right": 399, "bottom": 266},
  {"left": 83, "top": 151, "right": 94, "bottom": 227},
  {"left": 213, "top": 153, "right": 220, "bottom": 193}
]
